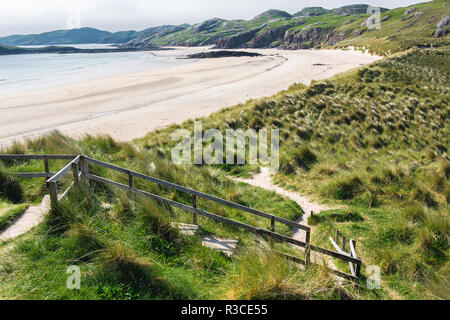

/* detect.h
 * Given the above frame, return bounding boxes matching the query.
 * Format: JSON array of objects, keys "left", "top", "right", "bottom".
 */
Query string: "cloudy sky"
[{"left": 0, "top": 0, "right": 428, "bottom": 36}]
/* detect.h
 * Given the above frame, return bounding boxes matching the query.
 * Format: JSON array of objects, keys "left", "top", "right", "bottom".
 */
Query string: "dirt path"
[
  {"left": 0, "top": 196, "right": 50, "bottom": 242},
  {"left": 235, "top": 167, "right": 330, "bottom": 242}
]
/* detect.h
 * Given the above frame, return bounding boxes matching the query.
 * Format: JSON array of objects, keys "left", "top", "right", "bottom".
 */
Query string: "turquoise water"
[{"left": 0, "top": 44, "right": 191, "bottom": 94}]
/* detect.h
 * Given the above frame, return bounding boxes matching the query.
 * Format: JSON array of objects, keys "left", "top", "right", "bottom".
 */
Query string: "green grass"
[
  {"left": 0, "top": 202, "right": 28, "bottom": 231},
  {"left": 0, "top": 44, "right": 448, "bottom": 300},
  {"left": 133, "top": 47, "right": 449, "bottom": 299}
]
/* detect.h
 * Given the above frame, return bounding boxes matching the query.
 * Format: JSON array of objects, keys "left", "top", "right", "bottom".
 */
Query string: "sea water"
[{"left": 0, "top": 44, "right": 193, "bottom": 95}]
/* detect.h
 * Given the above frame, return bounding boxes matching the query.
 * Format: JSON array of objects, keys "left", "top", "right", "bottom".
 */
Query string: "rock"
[
  {"left": 436, "top": 16, "right": 450, "bottom": 29},
  {"left": 352, "top": 30, "right": 366, "bottom": 37},
  {"left": 283, "top": 27, "right": 330, "bottom": 49},
  {"left": 434, "top": 28, "right": 449, "bottom": 38},
  {"left": 120, "top": 37, "right": 159, "bottom": 49},
  {"left": 403, "top": 7, "right": 416, "bottom": 17},
  {"left": 248, "top": 24, "right": 292, "bottom": 48},
  {"left": 215, "top": 28, "right": 262, "bottom": 48},
  {"left": 184, "top": 50, "right": 262, "bottom": 59},
  {"left": 382, "top": 15, "right": 391, "bottom": 22},
  {"left": 327, "top": 31, "right": 348, "bottom": 46}
]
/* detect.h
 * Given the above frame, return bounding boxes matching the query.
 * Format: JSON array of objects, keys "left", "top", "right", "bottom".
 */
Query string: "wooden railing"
[{"left": 0, "top": 154, "right": 362, "bottom": 283}]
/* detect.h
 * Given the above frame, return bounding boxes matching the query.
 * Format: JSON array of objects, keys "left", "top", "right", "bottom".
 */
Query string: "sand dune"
[{"left": 0, "top": 47, "right": 381, "bottom": 146}]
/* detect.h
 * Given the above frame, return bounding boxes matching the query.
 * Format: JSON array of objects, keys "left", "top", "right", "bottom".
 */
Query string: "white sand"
[{"left": 0, "top": 47, "right": 380, "bottom": 146}]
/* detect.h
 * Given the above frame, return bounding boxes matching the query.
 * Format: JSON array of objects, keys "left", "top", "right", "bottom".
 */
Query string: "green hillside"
[
  {"left": 137, "top": 0, "right": 449, "bottom": 55},
  {"left": 1, "top": 46, "right": 448, "bottom": 299}
]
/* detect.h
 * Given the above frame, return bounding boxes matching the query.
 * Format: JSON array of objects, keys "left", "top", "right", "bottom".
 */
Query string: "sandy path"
[
  {"left": 235, "top": 167, "right": 329, "bottom": 242},
  {"left": 0, "top": 47, "right": 380, "bottom": 146},
  {"left": 0, "top": 196, "right": 50, "bottom": 242}
]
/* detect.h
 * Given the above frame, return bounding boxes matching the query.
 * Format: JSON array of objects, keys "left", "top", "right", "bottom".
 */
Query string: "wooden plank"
[
  {"left": 275, "top": 251, "right": 306, "bottom": 265},
  {"left": 10, "top": 172, "right": 57, "bottom": 178},
  {"left": 349, "top": 239, "right": 358, "bottom": 277},
  {"left": 58, "top": 181, "right": 75, "bottom": 201},
  {"left": 193, "top": 195, "right": 198, "bottom": 225},
  {"left": 85, "top": 171, "right": 361, "bottom": 264},
  {"left": 0, "top": 154, "right": 77, "bottom": 160},
  {"left": 305, "top": 229, "right": 311, "bottom": 264},
  {"left": 47, "top": 156, "right": 80, "bottom": 183},
  {"left": 80, "top": 156, "right": 89, "bottom": 183},
  {"left": 312, "top": 241, "right": 360, "bottom": 264},
  {"left": 49, "top": 181, "right": 58, "bottom": 209},
  {"left": 72, "top": 163, "right": 79, "bottom": 182},
  {"left": 341, "top": 235, "right": 347, "bottom": 252},
  {"left": 44, "top": 158, "right": 50, "bottom": 188},
  {"left": 329, "top": 237, "right": 348, "bottom": 256},
  {"left": 84, "top": 156, "right": 310, "bottom": 232},
  {"left": 44, "top": 159, "right": 50, "bottom": 175},
  {"left": 350, "top": 239, "right": 358, "bottom": 258},
  {"left": 270, "top": 216, "right": 275, "bottom": 249}
]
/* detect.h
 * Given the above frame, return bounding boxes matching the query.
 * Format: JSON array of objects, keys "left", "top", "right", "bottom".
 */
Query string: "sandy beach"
[{"left": 0, "top": 47, "right": 381, "bottom": 146}]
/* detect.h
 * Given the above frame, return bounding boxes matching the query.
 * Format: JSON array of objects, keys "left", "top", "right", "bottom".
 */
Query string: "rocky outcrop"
[
  {"left": 402, "top": 8, "right": 417, "bottom": 18},
  {"left": 120, "top": 38, "right": 159, "bottom": 49},
  {"left": 247, "top": 25, "right": 291, "bottom": 48},
  {"left": 327, "top": 30, "right": 350, "bottom": 46},
  {"left": 215, "top": 28, "right": 262, "bottom": 48},
  {"left": 436, "top": 16, "right": 450, "bottom": 29},
  {"left": 434, "top": 28, "right": 449, "bottom": 38},
  {"left": 283, "top": 27, "right": 332, "bottom": 49},
  {"left": 184, "top": 51, "right": 262, "bottom": 59}
]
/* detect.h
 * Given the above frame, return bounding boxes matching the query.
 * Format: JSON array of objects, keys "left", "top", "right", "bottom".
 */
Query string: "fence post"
[
  {"left": 305, "top": 229, "right": 311, "bottom": 265},
  {"left": 355, "top": 261, "right": 361, "bottom": 288},
  {"left": 192, "top": 195, "right": 198, "bottom": 225},
  {"left": 71, "top": 162, "right": 79, "bottom": 183},
  {"left": 49, "top": 181, "right": 58, "bottom": 209},
  {"left": 44, "top": 158, "right": 50, "bottom": 188},
  {"left": 270, "top": 217, "right": 275, "bottom": 250},
  {"left": 335, "top": 230, "right": 339, "bottom": 243},
  {"left": 128, "top": 173, "right": 135, "bottom": 207},
  {"left": 80, "top": 156, "right": 89, "bottom": 183},
  {"left": 341, "top": 235, "right": 347, "bottom": 252}
]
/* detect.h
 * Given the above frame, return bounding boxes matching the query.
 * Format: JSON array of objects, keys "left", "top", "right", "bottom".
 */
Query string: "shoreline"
[{"left": 0, "top": 47, "right": 381, "bottom": 147}]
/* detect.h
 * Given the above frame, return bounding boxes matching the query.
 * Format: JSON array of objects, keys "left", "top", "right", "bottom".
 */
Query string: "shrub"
[
  {"left": 291, "top": 146, "right": 317, "bottom": 168},
  {"left": 401, "top": 202, "right": 425, "bottom": 223},
  {"left": 322, "top": 175, "right": 364, "bottom": 200},
  {"left": 0, "top": 173, "right": 24, "bottom": 204},
  {"left": 411, "top": 187, "right": 437, "bottom": 208},
  {"left": 308, "top": 210, "right": 364, "bottom": 226},
  {"left": 248, "top": 115, "right": 264, "bottom": 130}
]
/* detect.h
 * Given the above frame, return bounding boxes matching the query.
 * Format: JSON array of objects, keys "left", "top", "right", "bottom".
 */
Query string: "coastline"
[{"left": 0, "top": 47, "right": 381, "bottom": 146}]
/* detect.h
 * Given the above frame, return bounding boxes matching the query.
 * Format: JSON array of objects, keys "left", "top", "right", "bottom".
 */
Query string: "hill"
[
  {"left": 123, "top": 1, "right": 449, "bottom": 55},
  {"left": 2, "top": 2, "right": 448, "bottom": 55},
  {"left": 1, "top": 46, "right": 449, "bottom": 300}
]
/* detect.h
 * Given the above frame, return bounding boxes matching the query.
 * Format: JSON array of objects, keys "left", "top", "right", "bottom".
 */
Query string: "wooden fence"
[{"left": 0, "top": 154, "right": 362, "bottom": 283}]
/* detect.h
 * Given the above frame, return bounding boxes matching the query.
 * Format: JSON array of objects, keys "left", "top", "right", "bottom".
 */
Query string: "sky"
[{"left": 0, "top": 0, "right": 429, "bottom": 36}]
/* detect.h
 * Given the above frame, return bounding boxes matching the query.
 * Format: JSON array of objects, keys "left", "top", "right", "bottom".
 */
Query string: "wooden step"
[
  {"left": 171, "top": 223, "right": 199, "bottom": 236},
  {"left": 201, "top": 235, "right": 238, "bottom": 257}
]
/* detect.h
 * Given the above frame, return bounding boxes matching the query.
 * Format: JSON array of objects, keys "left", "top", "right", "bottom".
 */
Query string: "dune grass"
[{"left": 0, "top": 46, "right": 448, "bottom": 300}]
